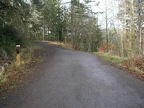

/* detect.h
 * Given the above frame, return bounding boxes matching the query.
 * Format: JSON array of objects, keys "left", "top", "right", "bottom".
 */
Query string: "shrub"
[{"left": 0, "top": 24, "right": 27, "bottom": 59}]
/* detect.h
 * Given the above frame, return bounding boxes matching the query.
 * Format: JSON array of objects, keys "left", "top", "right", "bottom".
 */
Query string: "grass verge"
[
  {"left": 94, "top": 52, "right": 144, "bottom": 80},
  {"left": 94, "top": 52, "right": 127, "bottom": 64}
]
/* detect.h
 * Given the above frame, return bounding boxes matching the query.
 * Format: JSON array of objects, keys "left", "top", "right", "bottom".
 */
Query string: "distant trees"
[
  {"left": 31, "top": 0, "right": 102, "bottom": 52},
  {"left": 30, "top": 0, "right": 67, "bottom": 42},
  {"left": 41, "top": 0, "right": 67, "bottom": 42},
  {"left": 67, "top": 0, "right": 102, "bottom": 51}
]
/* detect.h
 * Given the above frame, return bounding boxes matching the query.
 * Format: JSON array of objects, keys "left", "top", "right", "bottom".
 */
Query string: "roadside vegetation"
[
  {"left": 94, "top": 52, "right": 127, "bottom": 64},
  {"left": 0, "top": 44, "right": 46, "bottom": 96},
  {"left": 94, "top": 52, "right": 144, "bottom": 80}
]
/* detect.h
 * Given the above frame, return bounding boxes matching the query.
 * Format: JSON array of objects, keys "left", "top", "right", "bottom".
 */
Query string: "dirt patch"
[{"left": 46, "top": 41, "right": 73, "bottom": 50}]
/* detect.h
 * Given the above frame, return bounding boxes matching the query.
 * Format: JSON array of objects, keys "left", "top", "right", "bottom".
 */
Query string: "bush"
[
  {"left": 0, "top": 24, "right": 27, "bottom": 59},
  {"left": 47, "top": 35, "right": 58, "bottom": 41}
]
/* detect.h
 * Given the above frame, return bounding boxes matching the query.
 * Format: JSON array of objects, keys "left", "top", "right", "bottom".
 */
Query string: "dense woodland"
[{"left": 0, "top": 0, "right": 144, "bottom": 62}]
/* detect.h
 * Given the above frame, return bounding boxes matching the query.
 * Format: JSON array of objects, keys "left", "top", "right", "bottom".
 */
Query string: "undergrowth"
[{"left": 0, "top": 44, "right": 45, "bottom": 96}]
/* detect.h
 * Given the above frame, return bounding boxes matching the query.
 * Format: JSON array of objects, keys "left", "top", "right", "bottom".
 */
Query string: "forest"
[{"left": 0, "top": 0, "right": 144, "bottom": 61}]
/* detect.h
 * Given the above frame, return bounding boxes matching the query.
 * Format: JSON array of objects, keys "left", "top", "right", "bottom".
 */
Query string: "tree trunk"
[
  {"left": 137, "top": 0, "right": 142, "bottom": 57},
  {"left": 105, "top": 0, "right": 109, "bottom": 52}
]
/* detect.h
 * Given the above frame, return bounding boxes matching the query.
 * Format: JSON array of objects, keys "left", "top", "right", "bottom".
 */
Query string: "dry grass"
[{"left": 45, "top": 41, "right": 73, "bottom": 50}]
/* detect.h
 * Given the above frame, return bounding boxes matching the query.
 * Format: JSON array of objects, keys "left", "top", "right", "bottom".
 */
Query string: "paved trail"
[{"left": 0, "top": 42, "right": 144, "bottom": 108}]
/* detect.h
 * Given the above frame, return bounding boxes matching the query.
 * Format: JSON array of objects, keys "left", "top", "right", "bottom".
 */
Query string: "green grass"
[
  {"left": 94, "top": 52, "right": 144, "bottom": 79},
  {"left": 94, "top": 52, "right": 127, "bottom": 64}
]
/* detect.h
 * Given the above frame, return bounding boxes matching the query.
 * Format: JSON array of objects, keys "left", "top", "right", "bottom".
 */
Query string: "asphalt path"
[{"left": 0, "top": 42, "right": 144, "bottom": 108}]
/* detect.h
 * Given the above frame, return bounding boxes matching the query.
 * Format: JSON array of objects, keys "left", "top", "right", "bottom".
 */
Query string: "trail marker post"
[
  {"left": 16, "top": 45, "right": 21, "bottom": 66},
  {"left": 64, "top": 37, "right": 67, "bottom": 44}
]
